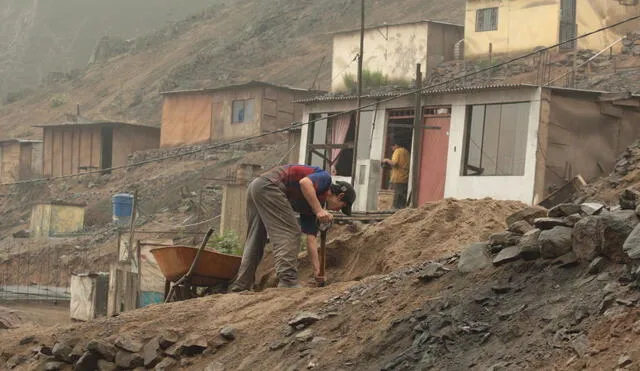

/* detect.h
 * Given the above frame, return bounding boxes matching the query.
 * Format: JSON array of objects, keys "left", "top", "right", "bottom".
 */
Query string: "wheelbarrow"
[{"left": 150, "top": 229, "right": 242, "bottom": 302}]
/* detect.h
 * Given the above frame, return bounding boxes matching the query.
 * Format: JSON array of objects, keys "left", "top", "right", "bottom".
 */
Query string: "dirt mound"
[{"left": 315, "top": 198, "right": 526, "bottom": 283}]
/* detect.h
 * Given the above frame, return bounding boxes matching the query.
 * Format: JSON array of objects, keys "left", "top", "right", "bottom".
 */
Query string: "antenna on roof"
[{"left": 76, "top": 104, "right": 80, "bottom": 120}]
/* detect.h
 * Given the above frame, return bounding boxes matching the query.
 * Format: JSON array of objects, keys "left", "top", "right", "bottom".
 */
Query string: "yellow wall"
[
  {"left": 332, "top": 23, "right": 430, "bottom": 92},
  {"left": 576, "top": 0, "right": 640, "bottom": 50},
  {"left": 30, "top": 204, "right": 85, "bottom": 237},
  {"left": 465, "top": 0, "right": 560, "bottom": 59},
  {"left": 465, "top": 0, "right": 640, "bottom": 58}
]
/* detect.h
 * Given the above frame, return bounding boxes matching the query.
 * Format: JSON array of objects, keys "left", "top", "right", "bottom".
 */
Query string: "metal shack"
[
  {"left": 0, "top": 139, "right": 42, "bottom": 183},
  {"left": 30, "top": 201, "right": 86, "bottom": 237},
  {"left": 34, "top": 120, "right": 160, "bottom": 177}
]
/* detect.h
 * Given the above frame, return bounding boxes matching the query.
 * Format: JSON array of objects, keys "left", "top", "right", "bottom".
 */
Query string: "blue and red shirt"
[{"left": 262, "top": 164, "right": 332, "bottom": 235}]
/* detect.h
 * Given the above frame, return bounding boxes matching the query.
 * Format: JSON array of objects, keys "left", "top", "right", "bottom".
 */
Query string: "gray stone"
[
  {"left": 87, "top": 339, "right": 117, "bottom": 362},
  {"left": 573, "top": 211, "right": 638, "bottom": 263},
  {"left": 491, "top": 282, "right": 511, "bottom": 294},
  {"left": 493, "top": 246, "right": 522, "bottom": 266},
  {"left": 115, "top": 337, "right": 144, "bottom": 353},
  {"left": 506, "top": 207, "right": 548, "bottom": 227},
  {"left": 534, "top": 217, "right": 570, "bottom": 230},
  {"left": 458, "top": 242, "right": 492, "bottom": 273},
  {"left": 154, "top": 357, "right": 177, "bottom": 371},
  {"left": 97, "top": 359, "right": 117, "bottom": 371},
  {"left": 205, "top": 361, "right": 226, "bottom": 371},
  {"left": 75, "top": 352, "right": 99, "bottom": 371},
  {"left": 19, "top": 335, "right": 35, "bottom": 345},
  {"left": 624, "top": 223, "right": 640, "bottom": 259},
  {"left": 582, "top": 203, "right": 605, "bottom": 215},
  {"left": 553, "top": 252, "right": 579, "bottom": 268},
  {"left": 180, "top": 334, "right": 208, "bottom": 356},
  {"left": 158, "top": 329, "right": 180, "bottom": 349},
  {"left": 489, "top": 231, "right": 521, "bottom": 247},
  {"left": 573, "top": 216, "right": 602, "bottom": 262},
  {"left": 143, "top": 338, "right": 162, "bottom": 368},
  {"left": 620, "top": 188, "right": 640, "bottom": 210},
  {"left": 518, "top": 229, "right": 542, "bottom": 260},
  {"left": 220, "top": 327, "right": 236, "bottom": 341},
  {"left": 602, "top": 211, "right": 638, "bottom": 262},
  {"left": 269, "top": 340, "right": 288, "bottom": 351},
  {"left": 44, "top": 361, "right": 65, "bottom": 371},
  {"left": 588, "top": 257, "right": 606, "bottom": 274},
  {"left": 295, "top": 329, "right": 315, "bottom": 342},
  {"left": 52, "top": 341, "right": 74, "bottom": 363},
  {"left": 540, "top": 227, "right": 573, "bottom": 259},
  {"left": 571, "top": 334, "right": 590, "bottom": 358},
  {"left": 508, "top": 220, "right": 534, "bottom": 235},
  {"left": 115, "top": 350, "right": 143, "bottom": 369},
  {"left": 288, "top": 312, "right": 322, "bottom": 328},
  {"left": 417, "top": 262, "right": 450, "bottom": 281},
  {"left": 564, "top": 214, "right": 583, "bottom": 227},
  {"left": 548, "top": 203, "right": 583, "bottom": 218}
]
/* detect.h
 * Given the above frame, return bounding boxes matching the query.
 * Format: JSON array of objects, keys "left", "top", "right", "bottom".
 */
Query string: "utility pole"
[
  {"left": 351, "top": 0, "right": 365, "bottom": 186},
  {"left": 410, "top": 64, "right": 423, "bottom": 208}
]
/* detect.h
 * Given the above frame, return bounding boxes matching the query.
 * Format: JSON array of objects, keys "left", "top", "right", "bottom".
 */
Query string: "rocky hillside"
[{"left": 0, "top": 0, "right": 465, "bottom": 138}]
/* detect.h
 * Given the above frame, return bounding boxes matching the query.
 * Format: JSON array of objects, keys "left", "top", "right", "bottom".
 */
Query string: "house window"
[
  {"left": 462, "top": 102, "right": 530, "bottom": 176},
  {"left": 476, "top": 7, "right": 498, "bottom": 32},
  {"left": 232, "top": 99, "right": 254, "bottom": 123},
  {"left": 306, "top": 113, "right": 355, "bottom": 177}
]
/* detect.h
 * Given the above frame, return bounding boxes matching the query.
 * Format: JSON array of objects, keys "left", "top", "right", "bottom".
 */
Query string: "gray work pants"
[
  {"left": 391, "top": 182, "right": 408, "bottom": 209},
  {"left": 231, "top": 177, "right": 301, "bottom": 290}
]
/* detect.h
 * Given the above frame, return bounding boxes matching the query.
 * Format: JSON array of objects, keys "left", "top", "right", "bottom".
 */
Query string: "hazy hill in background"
[{"left": 0, "top": 0, "right": 217, "bottom": 94}]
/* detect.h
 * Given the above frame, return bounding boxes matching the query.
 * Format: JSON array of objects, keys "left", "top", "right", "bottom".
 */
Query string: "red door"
[{"left": 418, "top": 115, "right": 451, "bottom": 205}]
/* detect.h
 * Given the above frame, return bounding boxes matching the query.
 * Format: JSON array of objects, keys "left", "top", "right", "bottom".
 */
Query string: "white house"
[{"left": 294, "top": 85, "right": 640, "bottom": 211}]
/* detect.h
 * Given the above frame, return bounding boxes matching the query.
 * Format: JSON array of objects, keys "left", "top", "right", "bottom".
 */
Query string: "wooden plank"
[{"left": 537, "top": 175, "right": 587, "bottom": 209}]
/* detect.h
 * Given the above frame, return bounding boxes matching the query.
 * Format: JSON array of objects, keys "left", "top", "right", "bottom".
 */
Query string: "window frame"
[
  {"left": 462, "top": 101, "right": 530, "bottom": 177},
  {"left": 231, "top": 99, "right": 255, "bottom": 124},
  {"left": 475, "top": 7, "right": 499, "bottom": 32}
]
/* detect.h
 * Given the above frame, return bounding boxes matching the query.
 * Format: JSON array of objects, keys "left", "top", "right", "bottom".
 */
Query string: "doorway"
[
  {"left": 382, "top": 109, "right": 414, "bottom": 190},
  {"left": 559, "top": 0, "right": 577, "bottom": 50},
  {"left": 101, "top": 127, "right": 113, "bottom": 174}
]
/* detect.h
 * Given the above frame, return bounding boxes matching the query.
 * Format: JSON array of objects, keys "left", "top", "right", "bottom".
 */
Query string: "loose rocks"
[
  {"left": 548, "top": 203, "right": 583, "bottom": 218},
  {"left": 458, "top": 242, "right": 492, "bottom": 273},
  {"left": 493, "top": 246, "right": 522, "bottom": 266},
  {"left": 518, "top": 229, "right": 542, "bottom": 260},
  {"left": 539, "top": 227, "right": 573, "bottom": 259},
  {"left": 534, "top": 217, "right": 569, "bottom": 230},
  {"left": 220, "top": 327, "right": 237, "bottom": 341},
  {"left": 87, "top": 339, "right": 117, "bottom": 362},
  {"left": 288, "top": 312, "right": 322, "bottom": 328},
  {"left": 506, "top": 207, "right": 547, "bottom": 227}
]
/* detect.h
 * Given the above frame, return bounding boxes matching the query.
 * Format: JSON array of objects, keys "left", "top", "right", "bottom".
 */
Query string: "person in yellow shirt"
[{"left": 383, "top": 140, "right": 410, "bottom": 209}]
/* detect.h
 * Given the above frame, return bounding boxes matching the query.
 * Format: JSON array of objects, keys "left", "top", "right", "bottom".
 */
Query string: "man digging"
[{"left": 229, "top": 164, "right": 356, "bottom": 291}]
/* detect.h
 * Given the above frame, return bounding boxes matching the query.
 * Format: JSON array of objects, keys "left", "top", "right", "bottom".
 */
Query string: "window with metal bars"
[{"left": 476, "top": 7, "right": 499, "bottom": 32}]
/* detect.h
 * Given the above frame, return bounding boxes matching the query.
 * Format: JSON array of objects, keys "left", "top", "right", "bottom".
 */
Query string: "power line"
[{"left": 1, "top": 14, "right": 639, "bottom": 189}]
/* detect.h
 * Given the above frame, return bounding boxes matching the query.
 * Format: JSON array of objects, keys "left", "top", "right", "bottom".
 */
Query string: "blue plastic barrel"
[{"left": 112, "top": 193, "right": 134, "bottom": 225}]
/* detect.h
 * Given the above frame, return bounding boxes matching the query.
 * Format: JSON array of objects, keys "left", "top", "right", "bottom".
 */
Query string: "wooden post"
[
  {"left": 351, "top": 0, "right": 365, "bottom": 187},
  {"left": 410, "top": 64, "right": 423, "bottom": 208},
  {"left": 127, "top": 190, "right": 138, "bottom": 271},
  {"left": 488, "top": 43, "right": 493, "bottom": 78}
]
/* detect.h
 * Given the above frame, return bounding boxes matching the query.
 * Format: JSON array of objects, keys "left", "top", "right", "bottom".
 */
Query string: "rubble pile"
[
  {"left": 458, "top": 190, "right": 640, "bottom": 274},
  {"left": 10, "top": 328, "right": 238, "bottom": 370},
  {"left": 580, "top": 140, "right": 640, "bottom": 202},
  {"left": 622, "top": 32, "right": 640, "bottom": 56}
]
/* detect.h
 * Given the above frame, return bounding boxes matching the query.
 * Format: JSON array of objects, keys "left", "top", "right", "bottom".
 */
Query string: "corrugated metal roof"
[
  {"left": 293, "top": 84, "right": 607, "bottom": 104},
  {"left": 0, "top": 138, "right": 42, "bottom": 144},
  {"left": 160, "top": 80, "right": 322, "bottom": 96},
  {"left": 331, "top": 19, "right": 463, "bottom": 35},
  {"left": 34, "top": 120, "right": 159, "bottom": 130}
]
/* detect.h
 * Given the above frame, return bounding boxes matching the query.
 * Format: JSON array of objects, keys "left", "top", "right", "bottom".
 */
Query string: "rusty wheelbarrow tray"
[{"left": 150, "top": 245, "right": 242, "bottom": 288}]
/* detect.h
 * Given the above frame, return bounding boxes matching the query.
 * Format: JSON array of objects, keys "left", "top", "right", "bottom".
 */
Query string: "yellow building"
[
  {"left": 331, "top": 20, "right": 464, "bottom": 92},
  {"left": 30, "top": 202, "right": 86, "bottom": 238},
  {"left": 464, "top": 0, "right": 640, "bottom": 59}
]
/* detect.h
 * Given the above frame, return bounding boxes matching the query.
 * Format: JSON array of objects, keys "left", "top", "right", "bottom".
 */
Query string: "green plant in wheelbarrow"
[{"left": 207, "top": 231, "right": 243, "bottom": 256}]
